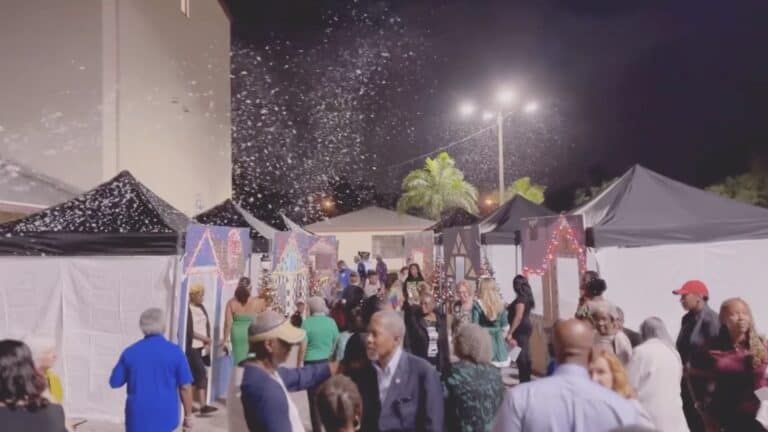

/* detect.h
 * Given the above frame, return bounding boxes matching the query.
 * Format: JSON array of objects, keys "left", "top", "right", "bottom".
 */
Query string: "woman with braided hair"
[
  {"left": 316, "top": 375, "right": 363, "bottom": 432},
  {"left": 704, "top": 298, "right": 768, "bottom": 431}
]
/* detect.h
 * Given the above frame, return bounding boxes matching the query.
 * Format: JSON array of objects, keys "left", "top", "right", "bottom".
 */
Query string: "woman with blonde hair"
[
  {"left": 704, "top": 297, "right": 768, "bottom": 431},
  {"left": 186, "top": 284, "right": 217, "bottom": 414},
  {"left": 451, "top": 280, "right": 475, "bottom": 335},
  {"left": 471, "top": 278, "right": 509, "bottom": 366},
  {"left": 589, "top": 349, "right": 655, "bottom": 428}
]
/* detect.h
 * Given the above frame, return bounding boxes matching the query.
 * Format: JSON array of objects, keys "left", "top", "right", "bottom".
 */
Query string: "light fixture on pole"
[{"left": 458, "top": 87, "right": 539, "bottom": 205}]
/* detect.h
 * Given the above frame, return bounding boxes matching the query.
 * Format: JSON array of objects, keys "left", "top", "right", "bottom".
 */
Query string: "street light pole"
[
  {"left": 496, "top": 111, "right": 505, "bottom": 204},
  {"left": 460, "top": 89, "right": 538, "bottom": 206}
]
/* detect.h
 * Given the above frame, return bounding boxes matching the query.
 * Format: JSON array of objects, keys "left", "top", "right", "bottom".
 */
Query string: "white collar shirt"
[{"left": 373, "top": 347, "right": 404, "bottom": 403}]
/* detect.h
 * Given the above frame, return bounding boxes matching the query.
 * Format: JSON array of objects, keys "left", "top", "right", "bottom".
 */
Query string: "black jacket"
[
  {"left": 351, "top": 351, "right": 445, "bottom": 432},
  {"left": 403, "top": 303, "right": 450, "bottom": 376}
]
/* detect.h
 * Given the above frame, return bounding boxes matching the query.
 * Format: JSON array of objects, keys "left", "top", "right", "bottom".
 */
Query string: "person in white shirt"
[{"left": 627, "top": 317, "right": 690, "bottom": 432}]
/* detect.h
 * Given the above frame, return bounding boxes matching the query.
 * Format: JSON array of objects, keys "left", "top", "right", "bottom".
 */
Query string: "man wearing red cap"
[{"left": 673, "top": 280, "right": 720, "bottom": 432}]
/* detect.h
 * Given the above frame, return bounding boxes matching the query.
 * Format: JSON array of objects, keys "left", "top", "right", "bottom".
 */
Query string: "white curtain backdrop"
[
  {"left": 0, "top": 255, "right": 176, "bottom": 422},
  {"left": 593, "top": 239, "right": 768, "bottom": 338},
  {"left": 485, "top": 244, "right": 521, "bottom": 303}
]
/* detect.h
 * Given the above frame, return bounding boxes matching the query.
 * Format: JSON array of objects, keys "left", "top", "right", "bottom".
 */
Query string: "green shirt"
[{"left": 302, "top": 314, "right": 339, "bottom": 362}]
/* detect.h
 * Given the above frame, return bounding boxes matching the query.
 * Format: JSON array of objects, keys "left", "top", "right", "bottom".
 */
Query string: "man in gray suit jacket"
[{"left": 350, "top": 310, "right": 444, "bottom": 432}]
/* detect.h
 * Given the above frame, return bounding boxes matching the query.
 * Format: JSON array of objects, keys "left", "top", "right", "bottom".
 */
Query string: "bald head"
[{"left": 553, "top": 319, "right": 595, "bottom": 366}]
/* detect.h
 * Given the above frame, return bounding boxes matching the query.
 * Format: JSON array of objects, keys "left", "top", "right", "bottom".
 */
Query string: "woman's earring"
[{"left": 353, "top": 417, "right": 361, "bottom": 431}]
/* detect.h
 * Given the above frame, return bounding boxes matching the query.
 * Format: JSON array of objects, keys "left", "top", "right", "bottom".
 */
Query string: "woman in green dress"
[
  {"left": 471, "top": 278, "right": 509, "bottom": 367},
  {"left": 223, "top": 277, "right": 266, "bottom": 364}
]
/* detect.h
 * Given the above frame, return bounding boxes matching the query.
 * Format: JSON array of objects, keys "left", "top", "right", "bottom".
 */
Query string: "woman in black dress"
[
  {"left": 506, "top": 275, "right": 535, "bottom": 382},
  {"left": 0, "top": 339, "right": 66, "bottom": 432},
  {"left": 404, "top": 290, "right": 450, "bottom": 376}
]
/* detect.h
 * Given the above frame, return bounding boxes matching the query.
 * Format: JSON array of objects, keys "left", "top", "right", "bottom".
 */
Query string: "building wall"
[
  {"left": 112, "top": 0, "right": 231, "bottom": 215},
  {"left": 0, "top": 0, "right": 103, "bottom": 190},
  {"left": 318, "top": 230, "right": 422, "bottom": 271},
  {"left": 0, "top": 1, "right": 231, "bottom": 215}
]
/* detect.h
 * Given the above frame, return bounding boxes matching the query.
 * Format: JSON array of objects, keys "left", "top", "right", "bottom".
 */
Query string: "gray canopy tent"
[
  {"left": 570, "top": 164, "right": 768, "bottom": 335},
  {"left": 574, "top": 164, "right": 768, "bottom": 247},
  {"left": 480, "top": 195, "right": 556, "bottom": 245}
]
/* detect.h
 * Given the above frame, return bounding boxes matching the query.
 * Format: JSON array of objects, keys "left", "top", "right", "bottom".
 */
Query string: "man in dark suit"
[{"left": 350, "top": 310, "right": 444, "bottom": 432}]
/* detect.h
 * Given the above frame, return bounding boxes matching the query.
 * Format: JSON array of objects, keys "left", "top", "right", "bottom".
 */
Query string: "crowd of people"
[{"left": 3, "top": 258, "right": 768, "bottom": 432}]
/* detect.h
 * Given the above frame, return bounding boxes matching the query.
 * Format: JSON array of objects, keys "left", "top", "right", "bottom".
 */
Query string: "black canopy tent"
[
  {"left": 0, "top": 171, "right": 189, "bottom": 255},
  {"left": 479, "top": 196, "right": 556, "bottom": 245},
  {"left": 193, "top": 199, "right": 278, "bottom": 253},
  {"left": 430, "top": 207, "right": 480, "bottom": 233},
  {"left": 573, "top": 164, "right": 768, "bottom": 247}
]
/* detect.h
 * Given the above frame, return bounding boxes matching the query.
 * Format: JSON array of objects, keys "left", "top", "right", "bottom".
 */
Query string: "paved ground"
[{"left": 77, "top": 347, "right": 519, "bottom": 431}]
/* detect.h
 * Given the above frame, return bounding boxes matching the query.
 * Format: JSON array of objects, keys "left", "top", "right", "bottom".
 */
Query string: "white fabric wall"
[
  {"left": 484, "top": 244, "right": 522, "bottom": 302},
  {"left": 593, "top": 239, "right": 768, "bottom": 337},
  {"left": 0, "top": 256, "right": 176, "bottom": 422}
]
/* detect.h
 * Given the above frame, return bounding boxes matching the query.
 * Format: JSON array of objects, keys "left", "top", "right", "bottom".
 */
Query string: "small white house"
[{"left": 304, "top": 206, "right": 434, "bottom": 270}]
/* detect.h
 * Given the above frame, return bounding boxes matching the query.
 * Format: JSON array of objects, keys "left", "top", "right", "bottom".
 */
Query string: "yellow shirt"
[{"left": 45, "top": 369, "right": 63, "bottom": 404}]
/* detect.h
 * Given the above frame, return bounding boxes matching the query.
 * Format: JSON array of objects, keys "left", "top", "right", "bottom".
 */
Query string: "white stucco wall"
[
  {"left": 0, "top": 0, "right": 103, "bottom": 190},
  {"left": 0, "top": 1, "right": 231, "bottom": 215},
  {"left": 112, "top": 0, "right": 231, "bottom": 214},
  {"left": 315, "top": 230, "right": 424, "bottom": 271}
]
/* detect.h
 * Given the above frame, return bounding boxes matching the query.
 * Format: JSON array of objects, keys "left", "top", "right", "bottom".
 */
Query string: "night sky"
[{"left": 225, "top": 0, "right": 768, "bottom": 214}]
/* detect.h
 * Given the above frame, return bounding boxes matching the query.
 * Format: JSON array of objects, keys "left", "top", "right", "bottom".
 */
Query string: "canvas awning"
[
  {"left": 0, "top": 171, "right": 189, "bottom": 255},
  {"left": 479, "top": 196, "right": 555, "bottom": 245},
  {"left": 572, "top": 164, "right": 768, "bottom": 247}
]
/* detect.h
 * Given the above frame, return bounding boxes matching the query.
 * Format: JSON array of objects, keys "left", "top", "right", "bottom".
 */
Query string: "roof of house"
[{"left": 304, "top": 206, "right": 434, "bottom": 233}]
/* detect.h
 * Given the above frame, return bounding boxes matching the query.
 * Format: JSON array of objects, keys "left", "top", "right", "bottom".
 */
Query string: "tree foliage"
[
  {"left": 396, "top": 152, "right": 478, "bottom": 220},
  {"left": 706, "top": 169, "right": 768, "bottom": 207},
  {"left": 574, "top": 178, "right": 618, "bottom": 207},
  {"left": 503, "top": 177, "right": 547, "bottom": 204}
]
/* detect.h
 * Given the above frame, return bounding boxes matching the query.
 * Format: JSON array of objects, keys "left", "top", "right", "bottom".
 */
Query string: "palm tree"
[
  {"left": 503, "top": 177, "right": 546, "bottom": 204},
  {"left": 396, "top": 152, "right": 478, "bottom": 219}
]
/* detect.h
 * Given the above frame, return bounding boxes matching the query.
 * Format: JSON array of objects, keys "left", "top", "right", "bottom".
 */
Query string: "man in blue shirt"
[
  {"left": 110, "top": 308, "right": 194, "bottom": 432},
  {"left": 493, "top": 319, "right": 640, "bottom": 432},
  {"left": 229, "top": 310, "right": 336, "bottom": 432},
  {"left": 337, "top": 260, "right": 351, "bottom": 292}
]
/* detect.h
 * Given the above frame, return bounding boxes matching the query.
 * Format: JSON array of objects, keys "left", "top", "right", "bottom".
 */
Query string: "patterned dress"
[{"left": 443, "top": 361, "right": 506, "bottom": 432}]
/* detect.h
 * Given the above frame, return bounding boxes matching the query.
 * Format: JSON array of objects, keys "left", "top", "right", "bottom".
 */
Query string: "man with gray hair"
[
  {"left": 351, "top": 310, "right": 444, "bottom": 431},
  {"left": 110, "top": 308, "right": 194, "bottom": 432}
]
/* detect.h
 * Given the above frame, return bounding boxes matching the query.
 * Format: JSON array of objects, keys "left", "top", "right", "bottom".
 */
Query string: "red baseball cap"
[{"left": 673, "top": 280, "right": 709, "bottom": 297}]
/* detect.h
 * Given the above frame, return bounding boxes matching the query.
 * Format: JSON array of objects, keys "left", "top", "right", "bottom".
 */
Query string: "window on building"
[
  {"left": 180, "top": 0, "right": 190, "bottom": 18},
  {"left": 372, "top": 235, "right": 404, "bottom": 259}
]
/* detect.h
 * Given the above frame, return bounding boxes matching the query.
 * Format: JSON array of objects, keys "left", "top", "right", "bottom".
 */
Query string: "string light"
[{"left": 523, "top": 216, "right": 586, "bottom": 277}]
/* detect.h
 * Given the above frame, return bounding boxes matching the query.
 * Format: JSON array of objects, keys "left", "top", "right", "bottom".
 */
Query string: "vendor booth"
[
  {"left": 0, "top": 171, "right": 188, "bottom": 422},
  {"left": 573, "top": 164, "right": 768, "bottom": 335}
]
